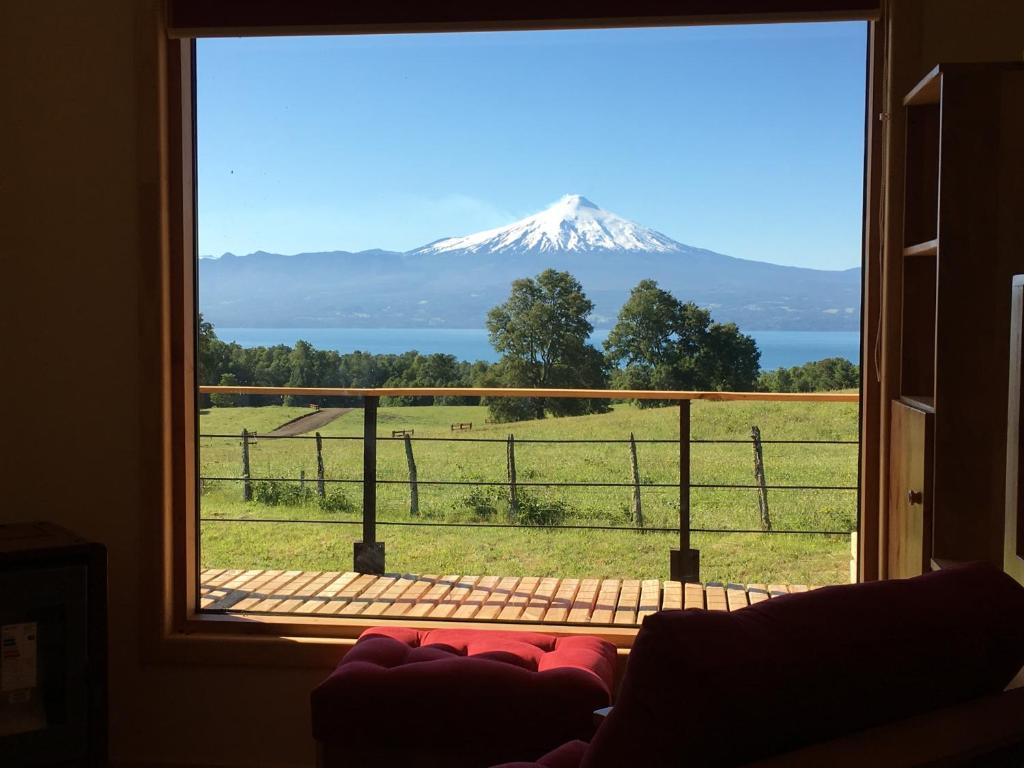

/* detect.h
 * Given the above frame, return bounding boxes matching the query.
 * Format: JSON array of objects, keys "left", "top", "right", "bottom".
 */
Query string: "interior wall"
[
  {"left": 1, "top": 2, "right": 327, "bottom": 766},
  {"left": 0, "top": 1, "right": 1022, "bottom": 766}
]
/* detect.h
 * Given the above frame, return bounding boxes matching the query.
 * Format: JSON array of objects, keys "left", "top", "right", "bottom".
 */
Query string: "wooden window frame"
[{"left": 154, "top": 4, "right": 884, "bottom": 667}]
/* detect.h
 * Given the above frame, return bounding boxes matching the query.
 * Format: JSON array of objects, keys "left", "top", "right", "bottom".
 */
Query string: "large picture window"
[{"left": 161, "top": 2, "right": 882, "bottom": 645}]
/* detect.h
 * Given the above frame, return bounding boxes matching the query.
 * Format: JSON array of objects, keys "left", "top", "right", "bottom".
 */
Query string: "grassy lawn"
[{"left": 199, "top": 400, "right": 858, "bottom": 585}]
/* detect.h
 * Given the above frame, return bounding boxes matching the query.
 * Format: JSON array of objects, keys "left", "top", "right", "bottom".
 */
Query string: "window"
[{"left": 160, "top": 3, "right": 883, "bottom": 653}]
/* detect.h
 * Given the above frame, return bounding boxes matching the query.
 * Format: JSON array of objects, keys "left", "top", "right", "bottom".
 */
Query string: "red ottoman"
[{"left": 311, "top": 626, "right": 617, "bottom": 768}]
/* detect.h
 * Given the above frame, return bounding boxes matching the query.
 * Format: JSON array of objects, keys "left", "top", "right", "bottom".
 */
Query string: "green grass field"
[{"left": 199, "top": 400, "right": 858, "bottom": 585}]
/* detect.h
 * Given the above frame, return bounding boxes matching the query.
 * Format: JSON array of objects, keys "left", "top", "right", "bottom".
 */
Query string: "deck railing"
[{"left": 197, "top": 386, "right": 859, "bottom": 582}]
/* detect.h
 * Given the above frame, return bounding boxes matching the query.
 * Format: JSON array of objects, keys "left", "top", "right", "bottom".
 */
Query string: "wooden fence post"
[
  {"left": 507, "top": 434, "right": 519, "bottom": 522},
  {"left": 241, "top": 428, "right": 252, "bottom": 502},
  {"left": 751, "top": 425, "right": 772, "bottom": 531},
  {"left": 315, "top": 431, "right": 326, "bottom": 499},
  {"left": 404, "top": 433, "right": 419, "bottom": 516},
  {"left": 629, "top": 432, "right": 644, "bottom": 529},
  {"left": 299, "top": 469, "right": 305, "bottom": 492}
]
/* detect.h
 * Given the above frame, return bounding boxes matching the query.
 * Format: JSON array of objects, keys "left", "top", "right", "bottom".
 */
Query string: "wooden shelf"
[
  {"left": 930, "top": 557, "right": 967, "bottom": 571},
  {"left": 903, "top": 239, "right": 938, "bottom": 258},
  {"left": 899, "top": 394, "right": 935, "bottom": 413},
  {"left": 904, "top": 65, "right": 941, "bottom": 107}
]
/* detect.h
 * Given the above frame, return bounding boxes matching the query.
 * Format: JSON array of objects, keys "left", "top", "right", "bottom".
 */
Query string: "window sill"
[{"left": 153, "top": 611, "right": 637, "bottom": 670}]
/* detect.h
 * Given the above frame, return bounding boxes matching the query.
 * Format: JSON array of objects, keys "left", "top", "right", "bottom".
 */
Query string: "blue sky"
[{"left": 197, "top": 22, "right": 866, "bottom": 270}]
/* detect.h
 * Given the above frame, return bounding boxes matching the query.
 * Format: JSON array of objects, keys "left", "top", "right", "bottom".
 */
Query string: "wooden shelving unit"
[{"left": 888, "top": 63, "right": 1024, "bottom": 577}]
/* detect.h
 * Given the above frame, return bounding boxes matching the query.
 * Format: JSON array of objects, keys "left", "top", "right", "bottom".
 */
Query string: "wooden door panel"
[{"left": 889, "top": 401, "right": 932, "bottom": 578}]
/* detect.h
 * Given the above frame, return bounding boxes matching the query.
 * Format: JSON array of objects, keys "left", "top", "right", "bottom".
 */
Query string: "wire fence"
[{"left": 197, "top": 393, "right": 859, "bottom": 579}]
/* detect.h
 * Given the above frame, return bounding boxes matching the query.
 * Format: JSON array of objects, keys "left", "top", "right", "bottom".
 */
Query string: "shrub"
[
  {"left": 251, "top": 480, "right": 311, "bottom": 506},
  {"left": 318, "top": 487, "right": 354, "bottom": 513},
  {"left": 513, "top": 491, "right": 571, "bottom": 527},
  {"left": 460, "top": 487, "right": 502, "bottom": 521}
]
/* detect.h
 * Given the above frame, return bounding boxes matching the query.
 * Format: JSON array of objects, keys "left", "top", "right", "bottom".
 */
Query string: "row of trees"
[
  {"left": 200, "top": 269, "right": 854, "bottom": 420},
  {"left": 756, "top": 357, "right": 859, "bottom": 393}
]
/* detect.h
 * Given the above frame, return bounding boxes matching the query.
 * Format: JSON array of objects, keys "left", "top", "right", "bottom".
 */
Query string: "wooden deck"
[{"left": 200, "top": 569, "right": 817, "bottom": 627}]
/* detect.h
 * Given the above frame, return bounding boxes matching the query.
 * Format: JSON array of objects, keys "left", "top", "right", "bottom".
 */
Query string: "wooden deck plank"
[
  {"left": 199, "top": 568, "right": 226, "bottom": 590},
  {"left": 789, "top": 584, "right": 809, "bottom": 593},
  {"left": 229, "top": 570, "right": 302, "bottom": 611},
  {"left": 474, "top": 576, "right": 520, "bottom": 621},
  {"left": 361, "top": 574, "right": 420, "bottom": 617},
  {"left": 767, "top": 584, "right": 790, "bottom": 597},
  {"left": 451, "top": 575, "right": 500, "bottom": 620},
  {"left": 746, "top": 583, "right": 769, "bottom": 605},
  {"left": 543, "top": 578, "right": 581, "bottom": 623},
  {"left": 705, "top": 583, "right": 729, "bottom": 612},
  {"left": 294, "top": 571, "right": 360, "bottom": 614},
  {"left": 200, "top": 568, "right": 249, "bottom": 604},
  {"left": 613, "top": 579, "right": 641, "bottom": 625},
  {"left": 403, "top": 574, "right": 459, "bottom": 618},
  {"left": 276, "top": 571, "right": 342, "bottom": 614},
  {"left": 499, "top": 576, "right": 540, "bottom": 621},
  {"left": 683, "top": 582, "right": 704, "bottom": 610},
  {"left": 316, "top": 573, "right": 379, "bottom": 615},
  {"left": 429, "top": 575, "right": 481, "bottom": 619},
  {"left": 636, "top": 579, "right": 660, "bottom": 622},
  {"left": 338, "top": 575, "right": 397, "bottom": 616},
  {"left": 205, "top": 569, "right": 283, "bottom": 610},
  {"left": 384, "top": 574, "right": 437, "bottom": 617},
  {"left": 520, "top": 577, "right": 560, "bottom": 623},
  {"left": 567, "top": 578, "right": 601, "bottom": 623},
  {"left": 255, "top": 571, "right": 324, "bottom": 613},
  {"left": 661, "top": 581, "right": 682, "bottom": 611},
  {"left": 590, "top": 579, "right": 622, "bottom": 624},
  {"left": 725, "top": 583, "right": 749, "bottom": 612}
]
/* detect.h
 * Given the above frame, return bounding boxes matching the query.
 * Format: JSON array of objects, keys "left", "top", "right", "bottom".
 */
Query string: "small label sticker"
[{"left": 1, "top": 623, "right": 38, "bottom": 693}]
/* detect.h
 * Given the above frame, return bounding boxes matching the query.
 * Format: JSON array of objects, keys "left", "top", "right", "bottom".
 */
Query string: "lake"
[{"left": 214, "top": 328, "right": 861, "bottom": 371}]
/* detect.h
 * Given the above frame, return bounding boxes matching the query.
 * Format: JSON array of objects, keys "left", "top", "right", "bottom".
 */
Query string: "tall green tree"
[
  {"left": 605, "top": 280, "right": 760, "bottom": 404},
  {"left": 485, "top": 269, "right": 609, "bottom": 421},
  {"left": 197, "top": 313, "right": 231, "bottom": 385}
]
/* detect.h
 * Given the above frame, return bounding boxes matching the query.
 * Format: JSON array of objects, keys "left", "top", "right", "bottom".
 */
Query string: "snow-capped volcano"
[{"left": 411, "top": 194, "right": 683, "bottom": 256}]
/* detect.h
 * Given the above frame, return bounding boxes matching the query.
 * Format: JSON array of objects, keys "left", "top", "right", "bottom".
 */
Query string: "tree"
[
  {"left": 605, "top": 280, "right": 760, "bottom": 404},
  {"left": 209, "top": 372, "right": 243, "bottom": 407},
  {"left": 758, "top": 357, "right": 859, "bottom": 393},
  {"left": 197, "top": 313, "right": 231, "bottom": 385},
  {"left": 484, "top": 269, "right": 609, "bottom": 421}
]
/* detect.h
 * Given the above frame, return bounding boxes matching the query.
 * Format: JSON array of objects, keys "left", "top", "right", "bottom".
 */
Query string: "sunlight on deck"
[{"left": 200, "top": 569, "right": 816, "bottom": 627}]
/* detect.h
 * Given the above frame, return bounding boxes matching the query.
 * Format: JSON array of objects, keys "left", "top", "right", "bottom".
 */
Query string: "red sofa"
[
  {"left": 496, "top": 564, "right": 1024, "bottom": 767},
  {"left": 311, "top": 626, "right": 616, "bottom": 767}
]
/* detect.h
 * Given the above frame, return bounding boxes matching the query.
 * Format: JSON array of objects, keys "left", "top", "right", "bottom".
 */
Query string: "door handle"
[{"left": 907, "top": 489, "right": 923, "bottom": 506}]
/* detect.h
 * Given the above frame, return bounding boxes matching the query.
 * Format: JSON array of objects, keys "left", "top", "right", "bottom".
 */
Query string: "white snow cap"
[{"left": 413, "top": 194, "right": 683, "bottom": 255}]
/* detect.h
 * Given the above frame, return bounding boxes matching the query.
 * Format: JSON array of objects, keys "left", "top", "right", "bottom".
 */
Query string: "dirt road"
[{"left": 266, "top": 408, "right": 351, "bottom": 437}]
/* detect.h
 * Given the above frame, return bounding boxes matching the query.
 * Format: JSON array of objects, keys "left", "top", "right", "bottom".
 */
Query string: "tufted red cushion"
[
  {"left": 583, "top": 563, "right": 1024, "bottom": 768},
  {"left": 311, "top": 626, "right": 616, "bottom": 768}
]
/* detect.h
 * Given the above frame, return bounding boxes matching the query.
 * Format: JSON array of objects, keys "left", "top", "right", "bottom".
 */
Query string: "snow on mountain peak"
[{"left": 410, "top": 195, "right": 684, "bottom": 256}]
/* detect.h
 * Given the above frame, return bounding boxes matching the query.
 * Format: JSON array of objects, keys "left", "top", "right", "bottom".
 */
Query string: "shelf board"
[
  {"left": 899, "top": 394, "right": 935, "bottom": 413},
  {"left": 931, "top": 557, "right": 967, "bottom": 572},
  {"left": 904, "top": 65, "right": 941, "bottom": 106},
  {"left": 903, "top": 239, "right": 938, "bottom": 258}
]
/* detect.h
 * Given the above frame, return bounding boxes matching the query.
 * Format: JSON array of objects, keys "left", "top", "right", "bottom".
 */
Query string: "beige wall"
[
  {"left": 2, "top": 2, "right": 326, "bottom": 765},
  {"left": 0, "top": 1, "right": 1021, "bottom": 766}
]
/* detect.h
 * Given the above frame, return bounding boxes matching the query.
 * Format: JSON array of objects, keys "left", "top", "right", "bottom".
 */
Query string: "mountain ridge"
[{"left": 199, "top": 195, "right": 861, "bottom": 331}]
